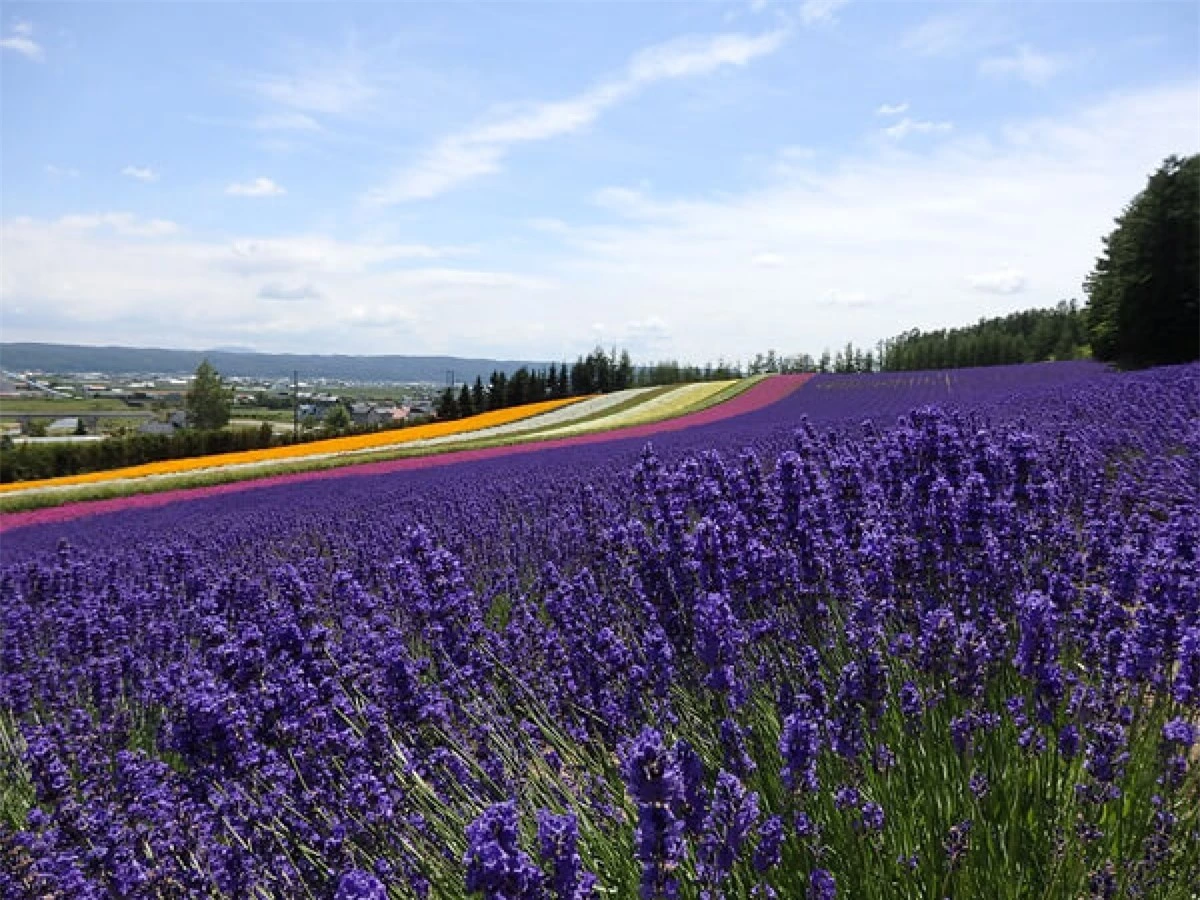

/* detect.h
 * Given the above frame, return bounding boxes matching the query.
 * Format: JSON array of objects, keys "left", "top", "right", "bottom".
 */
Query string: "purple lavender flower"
[
  {"left": 1173, "top": 626, "right": 1199, "bottom": 706},
  {"left": 1058, "top": 724, "right": 1081, "bottom": 760},
  {"left": 944, "top": 819, "right": 973, "bottom": 870},
  {"left": 752, "top": 815, "right": 784, "bottom": 874},
  {"left": 620, "top": 727, "right": 686, "bottom": 900},
  {"left": 697, "top": 770, "right": 760, "bottom": 888},
  {"left": 463, "top": 801, "right": 544, "bottom": 900},
  {"left": 968, "top": 771, "right": 990, "bottom": 799},
  {"left": 780, "top": 709, "right": 821, "bottom": 793},
  {"left": 718, "top": 718, "right": 757, "bottom": 777},
  {"left": 335, "top": 869, "right": 388, "bottom": 900},
  {"left": 1162, "top": 718, "right": 1196, "bottom": 747},
  {"left": 899, "top": 681, "right": 922, "bottom": 725},
  {"left": 833, "top": 785, "right": 860, "bottom": 810},
  {"left": 859, "top": 801, "right": 885, "bottom": 833},
  {"left": 808, "top": 868, "right": 837, "bottom": 900},
  {"left": 673, "top": 739, "right": 708, "bottom": 834},
  {"left": 536, "top": 810, "right": 596, "bottom": 900}
]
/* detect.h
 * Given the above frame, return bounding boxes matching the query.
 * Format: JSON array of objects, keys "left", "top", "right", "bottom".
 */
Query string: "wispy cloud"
[
  {"left": 752, "top": 252, "right": 786, "bottom": 268},
  {"left": 1, "top": 20, "right": 44, "bottom": 61},
  {"left": 365, "top": 28, "right": 788, "bottom": 205},
  {"left": 247, "top": 46, "right": 377, "bottom": 116},
  {"left": 980, "top": 46, "right": 1069, "bottom": 86},
  {"left": 876, "top": 101, "right": 909, "bottom": 116},
  {"left": 799, "top": 0, "right": 850, "bottom": 27},
  {"left": 121, "top": 165, "right": 159, "bottom": 183},
  {"left": 900, "top": 12, "right": 975, "bottom": 57},
  {"left": 968, "top": 268, "right": 1027, "bottom": 294},
  {"left": 222, "top": 236, "right": 450, "bottom": 276},
  {"left": 56, "top": 212, "right": 179, "bottom": 238},
  {"left": 45, "top": 164, "right": 80, "bottom": 178},
  {"left": 225, "top": 177, "right": 286, "bottom": 197},
  {"left": 257, "top": 282, "right": 323, "bottom": 301},
  {"left": 252, "top": 112, "right": 322, "bottom": 132},
  {"left": 882, "top": 118, "right": 953, "bottom": 140}
]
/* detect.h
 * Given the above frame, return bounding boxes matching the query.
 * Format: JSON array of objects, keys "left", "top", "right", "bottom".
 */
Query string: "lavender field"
[{"left": 2, "top": 362, "right": 1198, "bottom": 899}]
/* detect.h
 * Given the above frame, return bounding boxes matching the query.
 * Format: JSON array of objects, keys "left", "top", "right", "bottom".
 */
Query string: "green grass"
[{"left": 0, "top": 398, "right": 136, "bottom": 414}]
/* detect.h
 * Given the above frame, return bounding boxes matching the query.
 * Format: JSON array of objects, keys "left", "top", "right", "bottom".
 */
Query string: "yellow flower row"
[
  {"left": 533, "top": 380, "right": 736, "bottom": 437},
  {"left": 0, "top": 397, "right": 583, "bottom": 493}
]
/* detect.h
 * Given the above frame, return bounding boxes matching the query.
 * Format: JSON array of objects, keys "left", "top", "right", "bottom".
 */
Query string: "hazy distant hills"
[{"left": 0, "top": 343, "right": 551, "bottom": 384}]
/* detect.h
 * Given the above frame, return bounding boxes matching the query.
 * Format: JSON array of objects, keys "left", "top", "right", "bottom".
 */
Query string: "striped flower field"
[
  {"left": 0, "top": 378, "right": 770, "bottom": 516},
  {"left": 0, "top": 396, "right": 584, "bottom": 495}
]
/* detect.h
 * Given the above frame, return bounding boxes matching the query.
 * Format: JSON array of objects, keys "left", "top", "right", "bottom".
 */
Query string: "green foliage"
[
  {"left": 0, "top": 424, "right": 278, "bottom": 483},
  {"left": 184, "top": 359, "right": 232, "bottom": 430},
  {"left": 880, "top": 301, "right": 1089, "bottom": 372},
  {"left": 437, "top": 386, "right": 459, "bottom": 420},
  {"left": 1084, "top": 154, "right": 1200, "bottom": 368},
  {"left": 323, "top": 404, "right": 351, "bottom": 434}
]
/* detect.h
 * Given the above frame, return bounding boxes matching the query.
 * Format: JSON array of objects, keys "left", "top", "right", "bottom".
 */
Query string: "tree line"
[{"left": 435, "top": 348, "right": 743, "bottom": 419}]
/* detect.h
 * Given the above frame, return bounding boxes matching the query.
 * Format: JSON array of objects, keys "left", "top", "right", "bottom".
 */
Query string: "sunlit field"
[{"left": 2, "top": 362, "right": 1197, "bottom": 899}]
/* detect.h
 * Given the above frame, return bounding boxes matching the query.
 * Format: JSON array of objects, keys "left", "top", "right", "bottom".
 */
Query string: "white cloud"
[
  {"left": 820, "top": 290, "right": 872, "bottom": 308},
  {"left": 342, "top": 304, "right": 418, "bottom": 329},
  {"left": 257, "top": 282, "right": 323, "bottom": 301},
  {"left": 1, "top": 20, "right": 42, "bottom": 61},
  {"left": 0, "top": 220, "right": 547, "bottom": 354},
  {"left": 252, "top": 112, "right": 322, "bottom": 132},
  {"left": 799, "top": 0, "right": 850, "bottom": 26},
  {"left": 45, "top": 164, "right": 80, "bottom": 178},
  {"left": 249, "top": 59, "right": 376, "bottom": 116},
  {"left": 898, "top": 9, "right": 1015, "bottom": 59},
  {"left": 5, "top": 83, "right": 1197, "bottom": 362},
  {"left": 56, "top": 213, "right": 179, "bottom": 238},
  {"left": 223, "top": 236, "right": 449, "bottom": 275},
  {"left": 876, "top": 101, "right": 909, "bottom": 116},
  {"left": 121, "top": 165, "right": 159, "bottom": 182},
  {"left": 882, "top": 118, "right": 953, "bottom": 140},
  {"left": 968, "top": 268, "right": 1027, "bottom": 295},
  {"left": 226, "top": 177, "right": 286, "bottom": 197},
  {"left": 525, "top": 82, "right": 1198, "bottom": 360},
  {"left": 365, "top": 27, "right": 788, "bottom": 205},
  {"left": 627, "top": 30, "right": 786, "bottom": 81},
  {"left": 980, "top": 46, "right": 1068, "bottom": 86},
  {"left": 752, "top": 252, "right": 786, "bottom": 268}
]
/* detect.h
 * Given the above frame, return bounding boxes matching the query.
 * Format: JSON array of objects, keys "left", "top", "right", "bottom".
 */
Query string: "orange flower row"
[{"left": 0, "top": 397, "right": 583, "bottom": 493}]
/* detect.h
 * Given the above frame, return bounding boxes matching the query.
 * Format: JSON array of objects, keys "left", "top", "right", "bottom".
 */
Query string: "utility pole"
[
  {"left": 445, "top": 368, "right": 455, "bottom": 389},
  {"left": 292, "top": 369, "right": 299, "bottom": 439}
]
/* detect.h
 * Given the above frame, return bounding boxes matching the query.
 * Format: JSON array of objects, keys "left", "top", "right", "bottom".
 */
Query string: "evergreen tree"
[
  {"left": 458, "top": 383, "right": 473, "bottom": 417},
  {"left": 436, "top": 386, "right": 458, "bottom": 419},
  {"left": 472, "top": 376, "right": 485, "bottom": 413},
  {"left": 1084, "top": 154, "right": 1200, "bottom": 367}
]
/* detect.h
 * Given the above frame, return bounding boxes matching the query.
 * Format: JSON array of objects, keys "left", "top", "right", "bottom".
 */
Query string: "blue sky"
[{"left": 2, "top": 1, "right": 1197, "bottom": 364}]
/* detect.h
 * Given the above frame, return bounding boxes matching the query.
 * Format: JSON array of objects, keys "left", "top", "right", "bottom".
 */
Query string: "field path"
[{"left": 0, "top": 375, "right": 810, "bottom": 533}]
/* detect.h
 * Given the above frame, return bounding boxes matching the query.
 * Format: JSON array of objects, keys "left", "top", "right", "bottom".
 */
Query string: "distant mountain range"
[{"left": 0, "top": 343, "right": 551, "bottom": 384}]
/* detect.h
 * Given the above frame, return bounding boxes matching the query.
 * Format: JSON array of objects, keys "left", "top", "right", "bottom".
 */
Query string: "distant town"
[{"left": 0, "top": 368, "right": 442, "bottom": 443}]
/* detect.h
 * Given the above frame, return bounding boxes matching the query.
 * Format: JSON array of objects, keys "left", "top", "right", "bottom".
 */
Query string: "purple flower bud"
[
  {"left": 335, "top": 869, "right": 387, "bottom": 900},
  {"left": 808, "top": 868, "right": 837, "bottom": 900}
]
